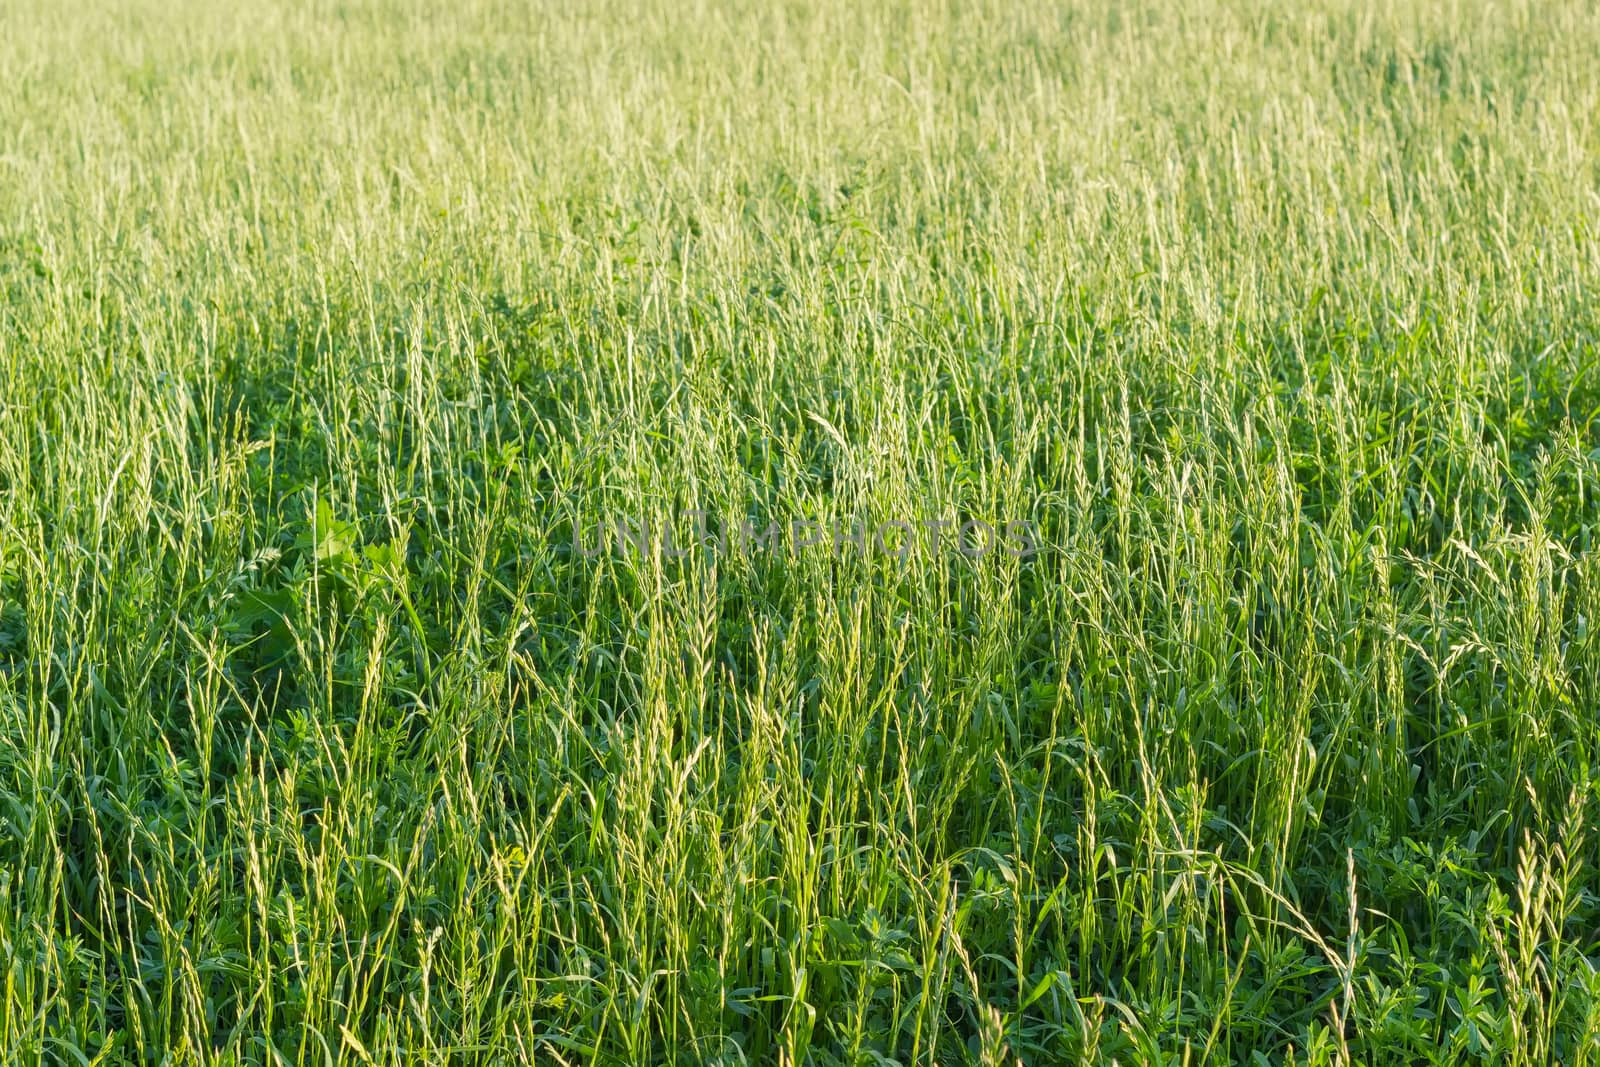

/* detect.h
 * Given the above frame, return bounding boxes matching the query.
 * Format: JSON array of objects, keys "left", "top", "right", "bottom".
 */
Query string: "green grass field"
[{"left": 4, "top": 0, "right": 1600, "bottom": 1062}]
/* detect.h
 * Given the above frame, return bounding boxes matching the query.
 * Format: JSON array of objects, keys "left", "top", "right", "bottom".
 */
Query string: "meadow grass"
[{"left": 3, "top": 0, "right": 1600, "bottom": 1062}]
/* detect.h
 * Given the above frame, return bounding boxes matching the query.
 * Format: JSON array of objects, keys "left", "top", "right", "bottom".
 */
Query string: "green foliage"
[{"left": 3, "top": 0, "right": 1600, "bottom": 1063}]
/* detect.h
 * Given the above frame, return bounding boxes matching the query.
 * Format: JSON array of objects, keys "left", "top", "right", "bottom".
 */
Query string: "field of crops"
[{"left": 4, "top": 0, "right": 1600, "bottom": 1062}]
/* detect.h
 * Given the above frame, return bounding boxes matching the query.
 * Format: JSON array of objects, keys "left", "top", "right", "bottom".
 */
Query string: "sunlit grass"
[{"left": 3, "top": 0, "right": 1600, "bottom": 1062}]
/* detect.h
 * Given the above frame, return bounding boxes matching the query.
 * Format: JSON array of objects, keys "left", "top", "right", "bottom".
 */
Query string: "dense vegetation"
[{"left": 4, "top": 0, "right": 1600, "bottom": 1062}]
